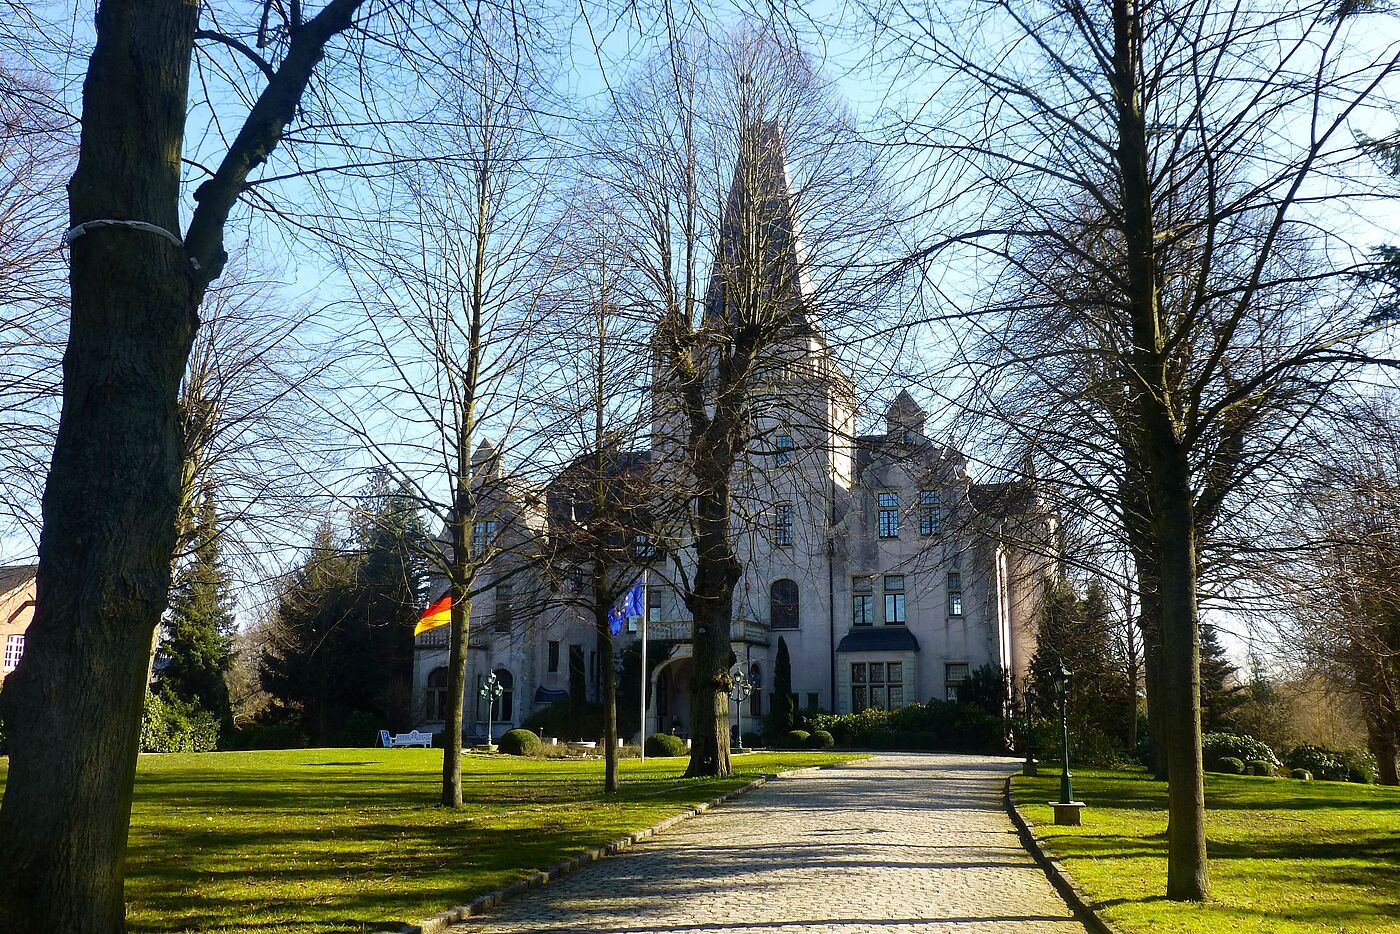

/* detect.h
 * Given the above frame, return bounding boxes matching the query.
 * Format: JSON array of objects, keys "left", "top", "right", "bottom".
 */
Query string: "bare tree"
[
  {"left": 329, "top": 9, "right": 560, "bottom": 806},
  {"left": 533, "top": 197, "right": 657, "bottom": 791},
  {"left": 871, "top": 0, "right": 1400, "bottom": 898},
  {"left": 0, "top": 59, "right": 70, "bottom": 552},
  {"left": 0, "top": 2, "right": 457, "bottom": 927},
  {"left": 1281, "top": 393, "right": 1400, "bottom": 784},
  {"left": 594, "top": 25, "right": 897, "bottom": 776}
]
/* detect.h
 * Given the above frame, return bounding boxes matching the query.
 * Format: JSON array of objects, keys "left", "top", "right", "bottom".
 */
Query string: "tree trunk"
[
  {"left": 440, "top": 517, "right": 472, "bottom": 807},
  {"left": 1152, "top": 443, "right": 1210, "bottom": 901},
  {"left": 596, "top": 608, "right": 619, "bottom": 793},
  {"left": 0, "top": 3, "right": 200, "bottom": 930},
  {"left": 683, "top": 483, "right": 737, "bottom": 778},
  {"left": 1367, "top": 714, "right": 1399, "bottom": 786}
]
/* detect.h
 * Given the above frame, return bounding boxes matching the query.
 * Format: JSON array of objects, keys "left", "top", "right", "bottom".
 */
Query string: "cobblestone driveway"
[{"left": 454, "top": 753, "right": 1087, "bottom": 934}]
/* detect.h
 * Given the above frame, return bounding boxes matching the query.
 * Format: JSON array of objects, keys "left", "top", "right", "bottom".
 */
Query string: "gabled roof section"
[
  {"left": 0, "top": 564, "right": 37, "bottom": 597},
  {"left": 703, "top": 119, "right": 817, "bottom": 337}
]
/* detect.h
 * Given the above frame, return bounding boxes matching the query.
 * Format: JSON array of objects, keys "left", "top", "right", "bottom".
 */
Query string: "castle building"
[{"left": 410, "top": 124, "right": 1056, "bottom": 741}]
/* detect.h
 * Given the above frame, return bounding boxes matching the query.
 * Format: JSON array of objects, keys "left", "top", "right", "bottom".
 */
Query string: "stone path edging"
[
  {"left": 1002, "top": 774, "right": 1125, "bottom": 934},
  {"left": 378, "top": 763, "right": 838, "bottom": 934}
]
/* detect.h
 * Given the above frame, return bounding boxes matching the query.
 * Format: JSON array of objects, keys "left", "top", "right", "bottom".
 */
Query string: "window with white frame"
[
  {"left": 919, "top": 490, "right": 942, "bottom": 536},
  {"left": 945, "top": 662, "right": 970, "bottom": 702},
  {"left": 883, "top": 574, "right": 906, "bottom": 625},
  {"left": 425, "top": 666, "right": 449, "bottom": 720},
  {"left": 774, "top": 502, "right": 794, "bottom": 546},
  {"left": 852, "top": 575, "right": 873, "bottom": 627},
  {"left": 3, "top": 633, "right": 24, "bottom": 673},
  {"left": 633, "top": 533, "right": 656, "bottom": 560},
  {"left": 877, "top": 492, "right": 899, "bottom": 538},
  {"left": 947, "top": 571, "right": 963, "bottom": 616}
]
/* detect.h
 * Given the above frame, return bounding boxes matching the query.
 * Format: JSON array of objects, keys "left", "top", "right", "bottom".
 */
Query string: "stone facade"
[{"left": 409, "top": 123, "right": 1056, "bottom": 742}]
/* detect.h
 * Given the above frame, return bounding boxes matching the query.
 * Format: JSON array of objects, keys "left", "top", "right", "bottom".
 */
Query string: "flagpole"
[{"left": 640, "top": 567, "right": 648, "bottom": 763}]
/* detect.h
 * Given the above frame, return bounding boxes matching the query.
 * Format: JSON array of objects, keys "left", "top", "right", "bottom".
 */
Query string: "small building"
[{"left": 0, "top": 564, "right": 38, "bottom": 685}]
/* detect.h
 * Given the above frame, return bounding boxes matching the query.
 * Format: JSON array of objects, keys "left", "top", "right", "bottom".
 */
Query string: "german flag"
[{"left": 415, "top": 592, "right": 451, "bottom": 636}]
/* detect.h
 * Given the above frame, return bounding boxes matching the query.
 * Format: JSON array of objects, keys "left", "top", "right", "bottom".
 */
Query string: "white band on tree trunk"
[{"left": 63, "top": 219, "right": 185, "bottom": 249}]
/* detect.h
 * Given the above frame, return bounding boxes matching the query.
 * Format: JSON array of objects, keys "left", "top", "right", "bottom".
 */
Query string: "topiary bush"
[
  {"left": 1214, "top": 756, "right": 1245, "bottom": 775},
  {"left": 807, "top": 729, "right": 835, "bottom": 749},
  {"left": 499, "top": 728, "right": 542, "bottom": 756},
  {"left": 1247, "top": 759, "right": 1275, "bottom": 777},
  {"left": 1290, "top": 768, "right": 1312, "bottom": 780},
  {"left": 1202, "top": 732, "right": 1279, "bottom": 770},
  {"left": 782, "top": 729, "right": 811, "bottom": 749},
  {"left": 1286, "top": 745, "right": 1349, "bottom": 781},
  {"left": 741, "top": 731, "right": 764, "bottom": 748},
  {"left": 644, "top": 732, "right": 687, "bottom": 757}
]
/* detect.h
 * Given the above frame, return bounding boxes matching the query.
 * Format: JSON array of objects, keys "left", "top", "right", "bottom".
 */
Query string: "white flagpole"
[{"left": 640, "top": 567, "right": 649, "bottom": 763}]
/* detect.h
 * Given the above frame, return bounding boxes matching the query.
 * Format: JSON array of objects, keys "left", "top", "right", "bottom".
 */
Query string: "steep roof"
[
  {"left": 0, "top": 564, "right": 37, "bottom": 597},
  {"left": 702, "top": 120, "right": 817, "bottom": 337}
]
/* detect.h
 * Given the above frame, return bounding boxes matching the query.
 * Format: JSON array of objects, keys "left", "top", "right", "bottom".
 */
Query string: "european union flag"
[{"left": 608, "top": 577, "right": 644, "bottom": 636}]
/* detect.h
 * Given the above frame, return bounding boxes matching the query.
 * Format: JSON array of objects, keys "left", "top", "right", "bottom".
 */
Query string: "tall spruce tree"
[
  {"left": 260, "top": 474, "right": 426, "bottom": 744},
  {"left": 158, "top": 486, "right": 235, "bottom": 736},
  {"left": 1199, "top": 623, "right": 1245, "bottom": 734}
]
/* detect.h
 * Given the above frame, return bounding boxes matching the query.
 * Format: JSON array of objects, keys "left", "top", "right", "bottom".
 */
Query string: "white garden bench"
[{"left": 379, "top": 729, "right": 433, "bottom": 748}]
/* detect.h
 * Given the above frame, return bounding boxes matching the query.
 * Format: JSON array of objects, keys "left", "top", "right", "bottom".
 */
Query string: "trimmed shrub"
[
  {"left": 645, "top": 732, "right": 687, "bottom": 757},
  {"left": 740, "top": 731, "right": 764, "bottom": 748},
  {"left": 807, "top": 729, "right": 835, "bottom": 749},
  {"left": 1247, "top": 759, "right": 1275, "bottom": 777},
  {"left": 782, "top": 730, "right": 811, "bottom": 749},
  {"left": 1202, "top": 732, "right": 1279, "bottom": 770},
  {"left": 1214, "top": 756, "right": 1245, "bottom": 775},
  {"left": 499, "top": 728, "right": 542, "bottom": 756},
  {"left": 809, "top": 700, "right": 1008, "bottom": 754},
  {"left": 1290, "top": 768, "right": 1312, "bottom": 780},
  {"left": 1286, "top": 745, "right": 1349, "bottom": 781}
]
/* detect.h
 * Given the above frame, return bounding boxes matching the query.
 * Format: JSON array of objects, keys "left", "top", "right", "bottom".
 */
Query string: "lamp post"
[
  {"left": 730, "top": 665, "right": 755, "bottom": 751},
  {"left": 1022, "top": 686, "right": 1038, "bottom": 776},
  {"left": 479, "top": 671, "right": 503, "bottom": 749},
  {"left": 1056, "top": 662, "right": 1073, "bottom": 805}
]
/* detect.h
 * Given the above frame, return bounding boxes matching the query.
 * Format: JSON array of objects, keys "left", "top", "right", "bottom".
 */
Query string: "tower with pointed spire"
[{"left": 408, "top": 117, "right": 1059, "bottom": 748}]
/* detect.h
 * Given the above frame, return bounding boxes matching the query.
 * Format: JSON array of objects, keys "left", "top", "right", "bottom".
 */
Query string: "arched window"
[
  {"left": 749, "top": 663, "right": 762, "bottom": 718},
  {"left": 426, "top": 667, "right": 449, "bottom": 720},
  {"left": 493, "top": 668, "right": 514, "bottom": 722},
  {"left": 770, "top": 579, "right": 799, "bottom": 630}
]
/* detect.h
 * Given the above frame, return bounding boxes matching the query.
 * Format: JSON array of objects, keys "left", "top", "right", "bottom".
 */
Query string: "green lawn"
[
  {"left": 1012, "top": 767, "right": 1400, "bottom": 934},
  {"left": 0, "top": 748, "right": 860, "bottom": 934}
]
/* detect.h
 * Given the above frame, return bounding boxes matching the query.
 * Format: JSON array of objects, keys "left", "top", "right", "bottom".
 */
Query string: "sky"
[{"left": 5, "top": 0, "right": 1400, "bottom": 661}]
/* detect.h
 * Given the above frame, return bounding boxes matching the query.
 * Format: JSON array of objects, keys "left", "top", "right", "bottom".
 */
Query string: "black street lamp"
[
  {"left": 1022, "top": 686, "right": 1038, "bottom": 776},
  {"left": 730, "top": 665, "right": 757, "bottom": 750},
  {"left": 479, "top": 671, "right": 503, "bottom": 749},
  {"left": 1056, "top": 662, "right": 1074, "bottom": 805}
]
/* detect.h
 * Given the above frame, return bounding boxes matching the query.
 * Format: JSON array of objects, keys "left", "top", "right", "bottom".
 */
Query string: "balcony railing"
[{"left": 647, "top": 617, "right": 770, "bottom": 644}]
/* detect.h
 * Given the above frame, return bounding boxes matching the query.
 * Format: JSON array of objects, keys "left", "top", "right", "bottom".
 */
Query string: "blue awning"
[
  {"left": 534, "top": 687, "right": 569, "bottom": 704},
  {"left": 836, "top": 627, "right": 921, "bottom": 652}
]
